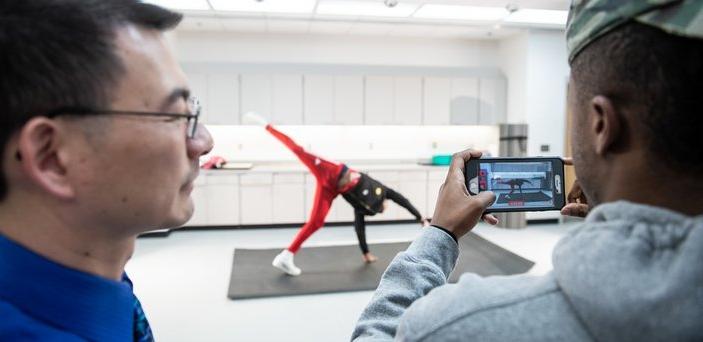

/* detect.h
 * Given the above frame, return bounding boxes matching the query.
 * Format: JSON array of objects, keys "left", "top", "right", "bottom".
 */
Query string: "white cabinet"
[
  {"left": 478, "top": 78, "right": 507, "bottom": 125},
  {"left": 187, "top": 73, "right": 210, "bottom": 124},
  {"left": 272, "top": 173, "right": 305, "bottom": 223},
  {"left": 304, "top": 75, "right": 334, "bottom": 124},
  {"left": 206, "top": 175, "right": 240, "bottom": 226},
  {"left": 423, "top": 77, "right": 451, "bottom": 125},
  {"left": 239, "top": 174, "right": 273, "bottom": 224},
  {"left": 450, "top": 77, "right": 479, "bottom": 125},
  {"left": 206, "top": 74, "right": 240, "bottom": 125},
  {"left": 272, "top": 74, "right": 303, "bottom": 124},
  {"left": 334, "top": 198, "right": 356, "bottom": 222},
  {"left": 241, "top": 74, "right": 272, "bottom": 122},
  {"left": 394, "top": 77, "right": 423, "bottom": 125},
  {"left": 184, "top": 175, "right": 208, "bottom": 226},
  {"left": 397, "top": 171, "right": 428, "bottom": 220},
  {"left": 426, "top": 169, "right": 446, "bottom": 217},
  {"left": 333, "top": 75, "right": 364, "bottom": 125},
  {"left": 364, "top": 76, "right": 395, "bottom": 125}
]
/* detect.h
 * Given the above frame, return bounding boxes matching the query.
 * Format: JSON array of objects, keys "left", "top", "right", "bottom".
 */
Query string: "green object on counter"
[{"left": 431, "top": 155, "right": 452, "bottom": 165}]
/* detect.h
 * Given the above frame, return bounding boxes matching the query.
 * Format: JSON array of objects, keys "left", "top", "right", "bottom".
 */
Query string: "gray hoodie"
[{"left": 352, "top": 201, "right": 703, "bottom": 341}]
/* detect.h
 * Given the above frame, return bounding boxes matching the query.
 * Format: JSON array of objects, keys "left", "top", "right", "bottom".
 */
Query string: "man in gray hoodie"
[{"left": 352, "top": 0, "right": 703, "bottom": 340}]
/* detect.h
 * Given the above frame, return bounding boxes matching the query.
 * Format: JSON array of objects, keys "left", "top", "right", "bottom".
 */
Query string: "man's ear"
[
  {"left": 589, "top": 95, "right": 622, "bottom": 156},
  {"left": 16, "top": 117, "right": 75, "bottom": 199}
]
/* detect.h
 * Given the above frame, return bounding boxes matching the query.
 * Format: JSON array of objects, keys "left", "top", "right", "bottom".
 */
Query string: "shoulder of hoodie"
[{"left": 398, "top": 272, "right": 591, "bottom": 341}]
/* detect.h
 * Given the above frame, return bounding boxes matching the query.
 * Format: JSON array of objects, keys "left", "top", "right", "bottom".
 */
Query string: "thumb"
[{"left": 473, "top": 191, "right": 496, "bottom": 209}]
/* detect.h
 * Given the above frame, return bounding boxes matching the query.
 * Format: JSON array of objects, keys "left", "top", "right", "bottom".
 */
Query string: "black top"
[
  {"left": 341, "top": 173, "right": 424, "bottom": 254},
  {"left": 341, "top": 173, "right": 422, "bottom": 219}
]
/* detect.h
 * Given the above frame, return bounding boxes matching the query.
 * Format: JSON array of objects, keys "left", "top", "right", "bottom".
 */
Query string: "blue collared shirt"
[{"left": 0, "top": 234, "right": 143, "bottom": 341}]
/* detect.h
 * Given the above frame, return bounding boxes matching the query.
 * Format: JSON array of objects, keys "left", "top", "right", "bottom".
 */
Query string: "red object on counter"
[{"left": 201, "top": 156, "right": 227, "bottom": 169}]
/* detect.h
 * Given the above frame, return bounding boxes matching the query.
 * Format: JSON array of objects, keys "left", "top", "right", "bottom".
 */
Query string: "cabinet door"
[
  {"left": 304, "top": 75, "right": 334, "bottom": 124},
  {"left": 206, "top": 175, "right": 240, "bottom": 226},
  {"left": 184, "top": 176, "right": 208, "bottom": 226},
  {"left": 426, "top": 170, "right": 446, "bottom": 217},
  {"left": 239, "top": 174, "right": 273, "bottom": 224},
  {"left": 478, "top": 78, "right": 507, "bottom": 125},
  {"left": 364, "top": 76, "right": 394, "bottom": 125},
  {"left": 423, "top": 77, "right": 451, "bottom": 125},
  {"left": 272, "top": 173, "right": 305, "bottom": 223},
  {"left": 241, "top": 74, "right": 272, "bottom": 122},
  {"left": 333, "top": 75, "right": 364, "bottom": 125},
  {"left": 334, "top": 199, "right": 355, "bottom": 222},
  {"left": 272, "top": 74, "right": 303, "bottom": 124},
  {"left": 396, "top": 171, "right": 428, "bottom": 220},
  {"left": 450, "top": 78, "right": 479, "bottom": 125},
  {"left": 394, "top": 77, "right": 423, "bottom": 125},
  {"left": 207, "top": 74, "right": 240, "bottom": 125},
  {"left": 187, "top": 73, "right": 210, "bottom": 124}
]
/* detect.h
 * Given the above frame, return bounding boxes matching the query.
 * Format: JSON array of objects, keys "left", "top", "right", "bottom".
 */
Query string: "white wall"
[
  {"left": 499, "top": 29, "right": 569, "bottom": 157},
  {"left": 205, "top": 125, "right": 499, "bottom": 163},
  {"left": 174, "top": 31, "right": 501, "bottom": 68},
  {"left": 525, "top": 30, "right": 570, "bottom": 157},
  {"left": 499, "top": 33, "right": 529, "bottom": 124}
]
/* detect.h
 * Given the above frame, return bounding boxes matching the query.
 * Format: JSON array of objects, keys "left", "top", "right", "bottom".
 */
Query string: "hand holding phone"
[
  {"left": 430, "top": 150, "right": 499, "bottom": 240},
  {"left": 465, "top": 157, "right": 566, "bottom": 213},
  {"left": 560, "top": 158, "right": 590, "bottom": 217}
]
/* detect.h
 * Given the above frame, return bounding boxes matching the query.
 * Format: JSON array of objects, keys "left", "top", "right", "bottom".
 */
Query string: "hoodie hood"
[{"left": 553, "top": 201, "right": 703, "bottom": 341}]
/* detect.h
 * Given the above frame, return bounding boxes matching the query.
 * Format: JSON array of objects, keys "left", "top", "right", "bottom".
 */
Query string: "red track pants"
[{"left": 265, "top": 125, "right": 344, "bottom": 254}]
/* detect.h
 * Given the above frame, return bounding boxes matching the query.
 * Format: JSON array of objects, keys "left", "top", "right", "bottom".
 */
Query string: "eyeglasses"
[{"left": 46, "top": 96, "right": 201, "bottom": 139}]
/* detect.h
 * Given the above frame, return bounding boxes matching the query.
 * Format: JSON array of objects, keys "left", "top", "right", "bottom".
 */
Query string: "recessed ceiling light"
[
  {"left": 413, "top": 4, "right": 508, "bottom": 21},
  {"left": 141, "top": 0, "right": 211, "bottom": 11},
  {"left": 505, "top": 9, "right": 569, "bottom": 26},
  {"left": 209, "top": 0, "right": 317, "bottom": 14},
  {"left": 316, "top": 0, "right": 418, "bottom": 17}
]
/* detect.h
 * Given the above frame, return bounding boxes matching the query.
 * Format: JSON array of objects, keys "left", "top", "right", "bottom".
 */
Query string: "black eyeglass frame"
[{"left": 45, "top": 96, "right": 201, "bottom": 139}]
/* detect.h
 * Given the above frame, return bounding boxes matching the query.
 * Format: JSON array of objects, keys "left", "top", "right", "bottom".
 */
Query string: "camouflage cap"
[{"left": 566, "top": 0, "right": 703, "bottom": 63}]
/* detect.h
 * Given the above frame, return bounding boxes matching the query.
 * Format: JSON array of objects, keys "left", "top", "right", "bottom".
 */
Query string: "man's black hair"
[
  {"left": 570, "top": 22, "right": 703, "bottom": 176},
  {"left": 0, "top": 0, "right": 182, "bottom": 200}
]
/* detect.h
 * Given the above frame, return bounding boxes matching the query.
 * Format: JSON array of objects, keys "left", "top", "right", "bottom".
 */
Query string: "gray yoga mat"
[{"left": 228, "top": 232, "right": 534, "bottom": 300}]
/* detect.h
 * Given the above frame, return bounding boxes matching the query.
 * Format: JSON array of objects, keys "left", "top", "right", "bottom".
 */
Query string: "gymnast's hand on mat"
[
  {"left": 363, "top": 253, "right": 378, "bottom": 263},
  {"left": 430, "top": 149, "right": 499, "bottom": 240},
  {"left": 560, "top": 158, "right": 590, "bottom": 218}
]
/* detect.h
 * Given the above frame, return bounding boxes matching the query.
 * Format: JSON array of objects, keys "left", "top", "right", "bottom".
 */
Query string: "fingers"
[
  {"left": 567, "top": 180, "right": 586, "bottom": 203},
  {"left": 472, "top": 191, "right": 496, "bottom": 209},
  {"left": 482, "top": 213, "right": 499, "bottom": 225},
  {"left": 560, "top": 203, "right": 589, "bottom": 217},
  {"left": 446, "top": 149, "right": 482, "bottom": 183}
]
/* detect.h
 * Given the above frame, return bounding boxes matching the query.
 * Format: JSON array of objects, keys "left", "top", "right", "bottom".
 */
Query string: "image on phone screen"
[{"left": 479, "top": 161, "right": 555, "bottom": 210}]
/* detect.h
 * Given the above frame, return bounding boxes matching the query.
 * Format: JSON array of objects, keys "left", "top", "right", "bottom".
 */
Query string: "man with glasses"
[{"left": 0, "top": 1, "right": 212, "bottom": 340}]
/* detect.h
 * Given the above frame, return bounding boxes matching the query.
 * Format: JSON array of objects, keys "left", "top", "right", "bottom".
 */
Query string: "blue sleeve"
[{"left": 351, "top": 226, "right": 459, "bottom": 341}]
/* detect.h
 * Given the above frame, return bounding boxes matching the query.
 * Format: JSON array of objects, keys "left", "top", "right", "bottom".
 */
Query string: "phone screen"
[{"left": 478, "top": 161, "right": 557, "bottom": 210}]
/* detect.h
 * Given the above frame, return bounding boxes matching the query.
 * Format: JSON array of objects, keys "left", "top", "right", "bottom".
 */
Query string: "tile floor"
[{"left": 126, "top": 221, "right": 575, "bottom": 341}]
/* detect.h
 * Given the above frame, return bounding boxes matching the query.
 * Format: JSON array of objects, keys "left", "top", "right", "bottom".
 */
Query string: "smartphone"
[{"left": 465, "top": 157, "right": 565, "bottom": 213}]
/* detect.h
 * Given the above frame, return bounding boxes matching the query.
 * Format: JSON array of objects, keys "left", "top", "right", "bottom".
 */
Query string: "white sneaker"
[
  {"left": 272, "top": 249, "right": 301, "bottom": 276},
  {"left": 242, "top": 112, "right": 269, "bottom": 126}
]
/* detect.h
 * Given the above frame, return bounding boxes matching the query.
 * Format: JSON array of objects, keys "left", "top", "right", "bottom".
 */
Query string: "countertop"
[{"left": 201, "top": 162, "right": 450, "bottom": 175}]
